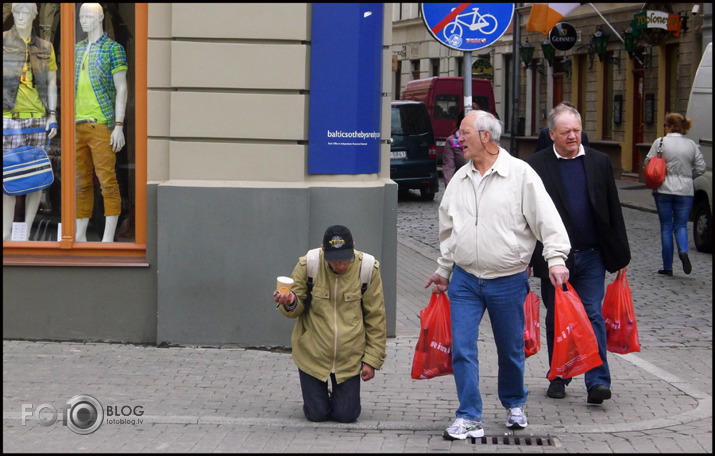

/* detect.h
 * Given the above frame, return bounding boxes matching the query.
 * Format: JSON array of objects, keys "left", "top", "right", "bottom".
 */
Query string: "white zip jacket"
[
  {"left": 644, "top": 133, "right": 706, "bottom": 197},
  {"left": 436, "top": 148, "right": 571, "bottom": 280}
]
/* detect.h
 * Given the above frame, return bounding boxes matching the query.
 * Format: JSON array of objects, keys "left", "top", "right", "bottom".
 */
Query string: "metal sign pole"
[
  {"left": 464, "top": 51, "right": 472, "bottom": 115},
  {"left": 510, "top": 7, "right": 520, "bottom": 156},
  {"left": 420, "top": 3, "right": 516, "bottom": 137}
]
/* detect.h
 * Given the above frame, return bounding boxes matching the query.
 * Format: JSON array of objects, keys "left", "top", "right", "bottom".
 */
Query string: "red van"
[{"left": 400, "top": 77, "right": 497, "bottom": 165}]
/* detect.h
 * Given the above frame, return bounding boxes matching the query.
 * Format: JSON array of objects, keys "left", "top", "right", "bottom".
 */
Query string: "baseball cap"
[{"left": 322, "top": 225, "right": 355, "bottom": 262}]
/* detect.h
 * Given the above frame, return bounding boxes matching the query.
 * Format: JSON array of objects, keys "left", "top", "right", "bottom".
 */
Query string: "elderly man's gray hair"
[
  {"left": 467, "top": 110, "right": 503, "bottom": 144},
  {"left": 548, "top": 103, "right": 582, "bottom": 131}
]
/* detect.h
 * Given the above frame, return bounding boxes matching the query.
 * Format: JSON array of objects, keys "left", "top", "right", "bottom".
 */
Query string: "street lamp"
[
  {"left": 591, "top": 26, "right": 620, "bottom": 67},
  {"left": 624, "top": 26, "right": 636, "bottom": 58},
  {"left": 592, "top": 27, "right": 608, "bottom": 60},
  {"left": 623, "top": 25, "right": 650, "bottom": 68},
  {"left": 521, "top": 38, "right": 535, "bottom": 69},
  {"left": 541, "top": 38, "right": 555, "bottom": 66}
]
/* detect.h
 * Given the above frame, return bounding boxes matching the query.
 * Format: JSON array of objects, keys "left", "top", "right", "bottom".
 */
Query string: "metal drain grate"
[{"left": 470, "top": 434, "right": 555, "bottom": 446}]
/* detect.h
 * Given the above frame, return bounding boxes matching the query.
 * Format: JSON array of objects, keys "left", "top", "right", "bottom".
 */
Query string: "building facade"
[
  {"left": 391, "top": 3, "right": 712, "bottom": 175},
  {"left": 3, "top": 4, "right": 398, "bottom": 346},
  {"left": 4, "top": 3, "right": 711, "bottom": 346}
]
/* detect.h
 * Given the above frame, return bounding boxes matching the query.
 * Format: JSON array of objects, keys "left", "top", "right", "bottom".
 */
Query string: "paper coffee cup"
[{"left": 276, "top": 276, "right": 294, "bottom": 295}]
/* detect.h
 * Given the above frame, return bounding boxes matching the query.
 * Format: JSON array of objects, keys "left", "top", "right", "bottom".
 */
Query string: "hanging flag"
[{"left": 526, "top": 3, "right": 582, "bottom": 35}]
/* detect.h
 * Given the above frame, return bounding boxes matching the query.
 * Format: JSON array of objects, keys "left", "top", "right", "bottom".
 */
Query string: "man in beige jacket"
[
  {"left": 425, "top": 110, "right": 570, "bottom": 440},
  {"left": 273, "top": 225, "right": 386, "bottom": 423}
]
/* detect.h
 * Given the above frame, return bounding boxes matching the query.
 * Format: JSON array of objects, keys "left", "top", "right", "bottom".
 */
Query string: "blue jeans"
[
  {"left": 298, "top": 369, "right": 361, "bottom": 423},
  {"left": 540, "top": 248, "right": 610, "bottom": 390},
  {"left": 448, "top": 266, "right": 529, "bottom": 421},
  {"left": 654, "top": 193, "right": 693, "bottom": 270}
]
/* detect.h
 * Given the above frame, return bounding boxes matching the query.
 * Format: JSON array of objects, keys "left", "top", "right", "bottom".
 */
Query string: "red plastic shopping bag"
[
  {"left": 411, "top": 292, "right": 453, "bottom": 379},
  {"left": 548, "top": 282, "right": 603, "bottom": 381},
  {"left": 602, "top": 272, "right": 641, "bottom": 354},
  {"left": 524, "top": 290, "right": 541, "bottom": 357}
]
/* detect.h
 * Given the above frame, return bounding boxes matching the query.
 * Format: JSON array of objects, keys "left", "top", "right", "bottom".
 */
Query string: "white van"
[{"left": 686, "top": 42, "right": 712, "bottom": 253}]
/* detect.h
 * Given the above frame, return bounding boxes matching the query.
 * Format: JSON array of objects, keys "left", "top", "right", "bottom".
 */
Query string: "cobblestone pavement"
[{"left": 2, "top": 179, "right": 712, "bottom": 453}]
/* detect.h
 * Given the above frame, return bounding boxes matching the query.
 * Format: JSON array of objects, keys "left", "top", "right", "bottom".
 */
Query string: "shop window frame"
[{"left": 3, "top": 3, "right": 148, "bottom": 266}]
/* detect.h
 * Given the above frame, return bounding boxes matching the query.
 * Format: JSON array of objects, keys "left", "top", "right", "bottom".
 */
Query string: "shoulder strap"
[
  {"left": 304, "top": 249, "right": 375, "bottom": 310},
  {"left": 657, "top": 137, "right": 664, "bottom": 156},
  {"left": 359, "top": 252, "right": 375, "bottom": 295},
  {"left": 303, "top": 247, "right": 322, "bottom": 313},
  {"left": 3, "top": 125, "right": 56, "bottom": 151},
  {"left": 3, "top": 127, "right": 46, "bottom": 136},
  {"left": 306, "top": 247, "right": 321, "bottom": 282}
]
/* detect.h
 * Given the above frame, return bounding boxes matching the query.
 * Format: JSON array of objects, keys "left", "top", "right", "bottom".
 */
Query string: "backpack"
[{"left": 303, "top": 247, "right": 375, "bottom": 313}]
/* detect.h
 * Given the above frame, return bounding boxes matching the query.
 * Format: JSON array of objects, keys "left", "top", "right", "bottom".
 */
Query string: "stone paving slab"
[{"left": 2, "top": 181, "right": 712, "bottom": 453}]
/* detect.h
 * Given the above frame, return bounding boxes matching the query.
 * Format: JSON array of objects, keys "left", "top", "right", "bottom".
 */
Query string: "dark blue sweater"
[{"left": 558, "top": 156, "right": 599, "bottom": 250}]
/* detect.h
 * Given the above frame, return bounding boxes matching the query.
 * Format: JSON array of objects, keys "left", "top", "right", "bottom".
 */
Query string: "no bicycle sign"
[{"left": 421, "top": 3, "right": 514, "bottom": 51}]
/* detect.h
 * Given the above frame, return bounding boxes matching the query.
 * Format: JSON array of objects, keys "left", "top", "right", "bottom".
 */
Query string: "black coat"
[{"left": 524, "top": 147, "right": 630, "bottom": 278}]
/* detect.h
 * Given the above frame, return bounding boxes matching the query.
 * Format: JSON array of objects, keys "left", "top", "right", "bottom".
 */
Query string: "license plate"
[
  {"left": 436, "top": 140, "right": 445, "bottom": 147},
  {"left": 390, "top": 151, "right": 406, "bottom": 159}
]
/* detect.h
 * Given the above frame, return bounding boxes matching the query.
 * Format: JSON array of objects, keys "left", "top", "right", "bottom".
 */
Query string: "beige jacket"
[
  {"left": 278, "top": 249, "right": 387, "bottom": 384},
  {"left": 436, "top": 148, "right": 570, "bottom": 280}
]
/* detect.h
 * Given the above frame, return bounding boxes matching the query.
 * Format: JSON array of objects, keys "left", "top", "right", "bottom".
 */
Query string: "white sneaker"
[
  {"left": 443, "top": 417, "right": 484, "bottom": 440},
  {"left": 506, "top": 407, "right": 528, "bottom": 429}
]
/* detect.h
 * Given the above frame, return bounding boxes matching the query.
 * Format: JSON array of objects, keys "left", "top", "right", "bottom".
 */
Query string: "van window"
[
  {"left": 391, "top": 105, "right": 431, "bottom": 136},
  {"left": 473, "top": 96, "right": 489, "bottom": 112},
  {"left": 435, "top": 94, "right": 459, "bottom": 120}
]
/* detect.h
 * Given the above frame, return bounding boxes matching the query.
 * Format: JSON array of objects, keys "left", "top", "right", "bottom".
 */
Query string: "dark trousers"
[
  {"left": 540, "top": 248, "right": 610, "bottom": 390},
  {"left": 298, "top": 369, "right": 361, "bottom": 423}
]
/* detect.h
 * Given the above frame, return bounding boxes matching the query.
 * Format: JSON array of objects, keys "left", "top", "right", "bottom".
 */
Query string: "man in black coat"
[
  {"left": 534, "top": 101, "right": 590, "bottom": 153},
  {"left": 525, "top": 103, "right": 630, "bottom": 405},
  {"left": 534, "top": 125, "right": 590, "bottom": 152}
]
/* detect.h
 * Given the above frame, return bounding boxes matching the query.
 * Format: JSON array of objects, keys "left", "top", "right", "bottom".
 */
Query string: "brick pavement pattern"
[{"left": 2, "top": 180, "right": 712, "bottom": 453}]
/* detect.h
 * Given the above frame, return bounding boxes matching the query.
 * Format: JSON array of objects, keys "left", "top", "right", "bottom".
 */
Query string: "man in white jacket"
[{"left": 425, "top": 110, "right": 571, "bottom": 440}]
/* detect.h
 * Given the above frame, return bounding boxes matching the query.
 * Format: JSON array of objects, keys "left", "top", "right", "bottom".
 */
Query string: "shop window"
[
  {"left": 503, "top": 53, "right": 512, "bottom": 133},
  {"left": 411, "top": 59, "right": 420, "bottom": 80},
  {"left": 602, "top": 53, "right": 614, "bottom": 139},
  {"left": 576, "top": 54, "right": 587, "bottom": 126},
  {"left": 3, "top": 3, "right": 147, "bottom": 264},
  {"left": 665, "top": 44, "right": 679, "bottom": 114}
]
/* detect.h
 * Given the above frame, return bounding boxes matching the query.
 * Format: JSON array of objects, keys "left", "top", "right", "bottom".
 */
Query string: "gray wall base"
[
  {"left": 2, "top": 185, "right": 159, "bottom": 343},
  {"left": 156, "top": 182, "right": 398, "bottom": 347}
]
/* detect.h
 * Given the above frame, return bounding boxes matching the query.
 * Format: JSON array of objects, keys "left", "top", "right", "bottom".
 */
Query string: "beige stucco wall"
[
  {"left": 147, "top": 3, "right": 394, "bottom": 186},
  {"left": 147, "top": 3, "right": 310, "bottom": 184}
]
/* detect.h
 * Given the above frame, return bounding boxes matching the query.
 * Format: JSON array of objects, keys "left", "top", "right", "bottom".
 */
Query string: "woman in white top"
[{"left": 644, "top": 113, "right": 706, "bottom": 276}]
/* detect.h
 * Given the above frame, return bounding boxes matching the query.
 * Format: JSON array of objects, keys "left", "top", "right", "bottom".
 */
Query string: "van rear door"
[{"left": 390, "top": 103, "right": 434, "bottom": 161}]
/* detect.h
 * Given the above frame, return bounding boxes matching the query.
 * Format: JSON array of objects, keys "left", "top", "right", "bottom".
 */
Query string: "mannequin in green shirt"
[{"left": 74, "top": 3, "right": 127, "bottom": 242}]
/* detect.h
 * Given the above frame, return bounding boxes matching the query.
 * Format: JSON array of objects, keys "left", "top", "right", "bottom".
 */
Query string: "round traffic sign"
[{"left": 421, "top": 3, "right": 514, "bottom": 51}]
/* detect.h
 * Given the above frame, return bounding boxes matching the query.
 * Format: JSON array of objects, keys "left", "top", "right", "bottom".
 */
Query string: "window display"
[
  {"left": 3, "top": 3, "right": 58, "bottom": 241},
  {"left": 3, "top": 3, "right": 138, "bottom": 245}
]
